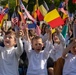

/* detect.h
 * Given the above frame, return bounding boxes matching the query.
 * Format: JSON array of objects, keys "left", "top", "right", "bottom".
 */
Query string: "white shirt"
[
  {"left": 24, "top": 40, "right": 54, "bottom": 75},
  {"left": 50, "top": 33, "right": 66, "bottom": 61},
  {"left": 0, "top": 38, "right": 23, "bottom": 75},
  {"left": 63, "top": 53, "right": 76, "bottom": 75}
]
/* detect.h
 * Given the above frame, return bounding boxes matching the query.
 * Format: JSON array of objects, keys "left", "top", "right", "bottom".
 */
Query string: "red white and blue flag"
[
  {"left": 19, "top": 0, "right": 36, "bottom": 22},
  {"left": 11, "top": 11, "right": 19, "bottom": 26},
  {"left": 58, "top": 2, "right": 67, "bottom": 15}
]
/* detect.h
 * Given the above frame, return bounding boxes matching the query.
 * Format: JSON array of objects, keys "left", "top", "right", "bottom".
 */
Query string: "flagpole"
[
  {"left": 16, "top": 0, "right": 20, "bottom": 6},
  {"left": 36, "top": 0, "right": 38, "bottom": 7}
]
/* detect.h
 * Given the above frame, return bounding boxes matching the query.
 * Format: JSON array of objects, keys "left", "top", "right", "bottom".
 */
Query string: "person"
[
  {"left": 23, "top": 27, "right": 54, "bottom": 75},
  {"left": 50, "top": 27, "right": 66, "bottom": 61},
  {"left": 0, "top": 30, "right": 23, "bottom": 75},
  {"left": 62, "top": 39, "right": 76, "bottom": 75}
]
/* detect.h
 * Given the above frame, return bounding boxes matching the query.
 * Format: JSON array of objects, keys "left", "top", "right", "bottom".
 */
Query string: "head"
[
  {"left": 31, "top": 36, "right": 44, "bottom": 53},
  {"left": 69, "top": 39, "right": 76, "bottom": 55},
  {"left": 52, "top": 32, "right": 60, "bottom": 44},
  {"left": 4, "top": 30, "right": 16, "bottom": 48},
  {"left": 28, "top": 29, "right": 37, "bottom": 40},
  {"left": 70, "top": 45, "right": 76, "bottom": 55},
  {"left": 41, "top": 23, "right": 48, "bottom": 35}
]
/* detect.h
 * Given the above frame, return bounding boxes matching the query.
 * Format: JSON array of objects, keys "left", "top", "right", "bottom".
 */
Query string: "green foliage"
[
  {"left": 68, "top": 0, "right": 76, "bottom": 13},
  {"left": 0, "top": 0, "right": 8, "bottom": 7}
]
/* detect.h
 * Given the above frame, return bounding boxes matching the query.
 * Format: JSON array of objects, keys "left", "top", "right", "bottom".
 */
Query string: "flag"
[
  {"left": 32, "top": 4, "right": 38, "bottom": 19},
  {"left": 72, "top": 0, "right": 76, "bottom": 4},
  {"left": 36, "top": 9, "right": 44, "bottom": 21},
  {"left": 28, "top": 23, "right": 37, "bottom": 29},
  {"left": 43, "top": 1, "right": 49, "bottom": 11},
  {"left": 62, "top": 13, "right": 68, "bottom": 21},
  {"left": 19, "top": 0, "right": 36, "bottom": 22},
  {"left": 11, "top": 11, "right": 19, "bottom": 26},
  {"left": 1, "top": 4, "right": 9, "bottom": 15},
  {"left": 61, "top": 25, "right": 68, "bottom": 38},
  {"left": 18, "top": 11, "right": 26, "bottom": 23},
  {"left": 58, "top": 2, "right": 67, "bottom": 15},
  {"left": 0, "top": 14, "right": 4, "bottom": 23},
  {"left": 28, "top": 22, "right": 41, "bottom": 36},
  {"left": 0, "top": 14, "right": 4, "bottom": 28},
  {"left": 44, "top": 4, "right": 64, "bottom": 28},
  {"left": 36, "top": 4, "right": 47, "bottom": 21}
]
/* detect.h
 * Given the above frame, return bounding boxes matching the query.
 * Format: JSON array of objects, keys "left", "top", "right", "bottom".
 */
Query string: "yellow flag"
[
  {"left": 44, "top": 9, "right": 60, "bottom": 22},
  {"left": 23, "top": 0, "right": 28, "bottom": 3}
]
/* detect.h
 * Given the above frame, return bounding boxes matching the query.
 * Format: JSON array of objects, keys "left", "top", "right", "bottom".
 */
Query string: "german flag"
[{"left": 44, "top": 4, "right": 64, "bottom": 28}]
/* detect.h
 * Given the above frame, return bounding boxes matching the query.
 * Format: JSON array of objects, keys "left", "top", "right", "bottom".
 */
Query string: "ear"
[{"left": 42, "top": 43, "right": 44, "bottom": 47}]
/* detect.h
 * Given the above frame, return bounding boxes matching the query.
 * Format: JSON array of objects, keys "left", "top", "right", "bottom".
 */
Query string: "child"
[
  {"left": 62, "top": 39, "right": 76, "bottom": 75},
  {"left": 0, "top": 30, "right": 23, "bottom": 75},
  {"left": 50, "top": 27, "right": 66, "bottom": 61},
  {"left": 23, "top": 28, "right": 54, "bottom": 75}
]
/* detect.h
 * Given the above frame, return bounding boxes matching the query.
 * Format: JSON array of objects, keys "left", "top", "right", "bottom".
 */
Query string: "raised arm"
[
  {"left": 43, "top": 28, "right": 54, "bottom": 59},
  {"left": 23, "top": 28, "right": 32, "bottom": 57},
  {"left": 15, "top": 29, "right": 24, "bottom": 57},
  {"left": 56, "top": 27, "right": 66, "bottom": 47},
  {"left": 62, "top": 39, "right": 76, "bottom": 58}
]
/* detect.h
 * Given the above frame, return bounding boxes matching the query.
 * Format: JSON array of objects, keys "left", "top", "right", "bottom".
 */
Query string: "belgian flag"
[
  {"left": 36, "top": 4, "right": 47, "bottom": 21},
  {"left": 44, "top": 4, "right": 64, "bottom": 28}
]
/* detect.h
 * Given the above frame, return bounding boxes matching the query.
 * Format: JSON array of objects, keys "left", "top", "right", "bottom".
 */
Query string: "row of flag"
[
  {"left": 0, "top": 0, "right": 72, "bottom": 33},
  {"left": 0, "top": 0, "right": 74, "bottom": 38}
]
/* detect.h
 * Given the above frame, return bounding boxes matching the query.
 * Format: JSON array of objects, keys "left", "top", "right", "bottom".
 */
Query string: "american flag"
[
  {"left": 58, "top": 2, "right": 67, "bottom": 15},
  {"left": 11, "top": 12, "right": 19, "bottom": 26},
  {"left": 1, "top": 4, "right": 9, "bottom": 15},
  {"left": 19, "top": 0, "right": 36, "bottom": 22}
]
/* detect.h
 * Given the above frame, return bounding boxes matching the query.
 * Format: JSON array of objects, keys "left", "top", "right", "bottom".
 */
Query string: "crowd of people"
[
  {"left": 0, "top": 17, "right": 76, "bottom": 75},
  {"left": 0, "top": 0, "right": 76, "bottom": 75}
]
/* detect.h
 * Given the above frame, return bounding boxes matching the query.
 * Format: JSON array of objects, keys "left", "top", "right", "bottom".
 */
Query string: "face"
[
  {"left": 70, "top": 45, "right": 76, "bottom": 55},
  {"left": 32, "top": 39, "right": 43, "bottom": 53},
  {"left": 4, "top": 34, "right": 16, "bottom": 48},
  {"left": 53, "top": 32, "right": 60, "bottom": 43}
]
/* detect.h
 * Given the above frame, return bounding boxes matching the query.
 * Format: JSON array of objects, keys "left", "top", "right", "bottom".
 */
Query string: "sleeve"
[
  {"left": 58, "top": 33, "right": 66, "bottom": 48},
  {"left": 0, "top": 46, "right": 4, "bottom": 52},
  {"left": 15, "top": 38, "right": 23, "bottom": 58},
  {"left": 43, "top": 40, "right": 54, "bottom": 59},
  {"left": 40, "top": 33, "right": 48, "bottom": 44},
  {"left": 23, "top": 39, "right": 32, "bottom": 58}
]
